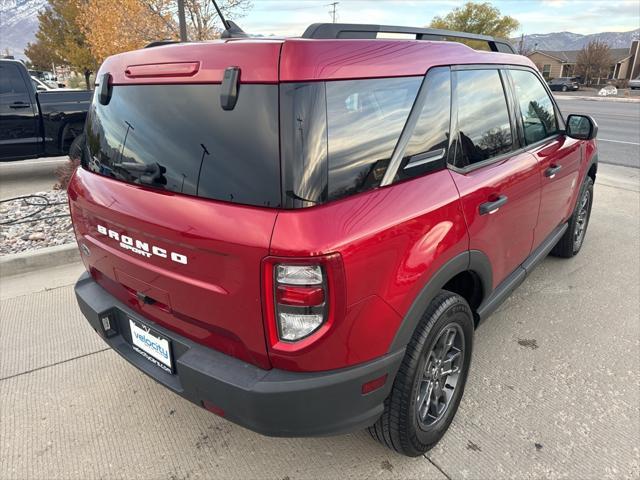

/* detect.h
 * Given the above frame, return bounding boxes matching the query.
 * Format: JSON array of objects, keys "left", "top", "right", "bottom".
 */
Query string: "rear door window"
[
  {"left": 326, "top": 77, "right": 421, "bottom": 200},
  {"left": 451, "top": 69, "right": 513, "bottom": 168},
  {"left": 510, "top": 69, "right": 559, "bottom": 145},
  {"left": 84, "top": 84, "right": 281, "bottom": 207}
]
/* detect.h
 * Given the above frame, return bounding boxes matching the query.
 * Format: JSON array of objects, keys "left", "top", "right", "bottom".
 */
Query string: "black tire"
[
  {"left": 562, "top": 85, "right": 568, "bottom": 92},
  {"left": 368, "top": 292, "right": 474, "bottom": 456},
  {"left": 551, "top": 176, "right": 594, "bottom": 258},
  {"left": 68, "top": 132, "right": 85, "bottom": 161}
]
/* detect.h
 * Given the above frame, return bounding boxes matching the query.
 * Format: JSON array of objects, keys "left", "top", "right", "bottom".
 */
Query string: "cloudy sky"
[{"left": 239, "top": 0, "right": 640, "bottom": 37}]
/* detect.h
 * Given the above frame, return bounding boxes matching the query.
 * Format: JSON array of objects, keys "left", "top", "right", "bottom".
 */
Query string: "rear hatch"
[{"left": 68, "top": 40, "right": 283, "bottom": 368}]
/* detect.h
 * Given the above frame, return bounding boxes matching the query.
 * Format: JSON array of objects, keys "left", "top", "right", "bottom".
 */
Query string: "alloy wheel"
[
  {"left": 416, "top": 324, "right": 464, "bottom": 429},
  {"left": 573, "top": 189, "right": 591, "bottom": 251}
]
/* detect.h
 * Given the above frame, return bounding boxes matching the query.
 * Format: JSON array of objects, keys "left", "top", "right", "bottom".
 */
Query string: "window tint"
[
  {"left": 398, "top": 67, "right": 451, "bottom": 180},
  {"left": 510, "top": 69, "right": 559, "bottom": 145},
  {"left": 84, "top": 84, "right": 281, "bottom": 207},
  {"left": 453, "top": 69, "right": 513, "bottom": 168},
  {"left": 326, "top": 77, "right": 421, "bottom": 200},
  {"left": 0, "top": 63, "right": 27, "bottom": 98}
]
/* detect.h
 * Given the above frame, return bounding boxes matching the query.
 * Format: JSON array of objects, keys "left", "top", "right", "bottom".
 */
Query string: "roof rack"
[{"left": 301, "top": 23, "right": 516, "bottom": 54}]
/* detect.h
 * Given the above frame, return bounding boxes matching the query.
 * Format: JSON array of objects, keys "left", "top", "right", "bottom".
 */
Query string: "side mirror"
[
  {"left": 36, "top": 85, "right": 47, "bottom": 92},
  {"left": 566, "top": 114, "right": 598, "bottom": 140}
]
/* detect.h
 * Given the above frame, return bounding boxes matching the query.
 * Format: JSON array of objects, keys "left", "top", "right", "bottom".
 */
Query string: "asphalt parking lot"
[{"left": 1, "top": 162, "right": 638, "bottom": 480}]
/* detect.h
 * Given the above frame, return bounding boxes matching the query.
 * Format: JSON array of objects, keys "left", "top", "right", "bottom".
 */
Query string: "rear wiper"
[{"left": 115, "top": 161, "right": 166, "bottom": 186}]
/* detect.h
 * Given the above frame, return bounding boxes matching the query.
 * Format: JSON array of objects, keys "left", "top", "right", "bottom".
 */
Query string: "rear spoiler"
[{"left": 302, "top": 23, "right": 516, "bottom": 54}]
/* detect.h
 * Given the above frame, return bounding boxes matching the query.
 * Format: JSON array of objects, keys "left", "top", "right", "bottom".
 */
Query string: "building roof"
[{"left": 531, "top": 47, "right": 631, "bottom": 64}]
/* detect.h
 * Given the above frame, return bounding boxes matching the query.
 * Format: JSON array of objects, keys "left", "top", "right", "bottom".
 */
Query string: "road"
[
  {"left": 555, "top": 97, "right": 640, "bottom": 169},
  {"left": 1, "top": 163, "right": 638, "bottom": 479}
]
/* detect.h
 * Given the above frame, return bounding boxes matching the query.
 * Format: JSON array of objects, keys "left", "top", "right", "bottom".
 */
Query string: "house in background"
[{"left": 527, "top": 40, "right": 640, "bottom": 84}]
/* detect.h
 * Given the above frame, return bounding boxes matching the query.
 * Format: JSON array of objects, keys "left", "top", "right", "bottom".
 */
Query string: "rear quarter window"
[
  {"left": 396, "top": 67, "right": 451, "bottom": 181},
  {"left": 325, "top": 77, "right": 422, "bottom": 200},
  {"left": 280, "top": 76, "right": 423, "bottom": 207}
]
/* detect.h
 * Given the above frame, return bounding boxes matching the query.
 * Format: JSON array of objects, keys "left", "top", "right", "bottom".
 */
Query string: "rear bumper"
[{"left": 75, "top": 272, "right": 403, "bottom": 436}]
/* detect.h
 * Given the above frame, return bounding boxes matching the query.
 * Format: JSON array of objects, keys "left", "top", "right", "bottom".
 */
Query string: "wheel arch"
[{"left": 388, "top": 250, "right": 492, "bottom": 352}]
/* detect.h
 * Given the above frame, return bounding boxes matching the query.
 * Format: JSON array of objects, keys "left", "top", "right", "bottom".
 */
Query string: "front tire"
[
  {"left": 562, "top": 85, "right": 568, "bottom": 92},
  {"left": 369, "top": 292, "right": 474, "bottom": 456},
  {"left": 551, "top": 176, "right": 594, "bottom": 258}
]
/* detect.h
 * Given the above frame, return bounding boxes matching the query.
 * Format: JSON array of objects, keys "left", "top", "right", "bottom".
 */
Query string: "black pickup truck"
[{"left": 0, "top": 59, "right": 92, "bottom": 161}]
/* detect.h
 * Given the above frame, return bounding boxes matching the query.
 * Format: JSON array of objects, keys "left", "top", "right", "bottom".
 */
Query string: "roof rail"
[{"left": 301, "top": 23, "right": 516, "bottom": 54}]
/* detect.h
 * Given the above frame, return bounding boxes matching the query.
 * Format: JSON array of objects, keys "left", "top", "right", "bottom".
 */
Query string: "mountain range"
[
  {"left": 1, "top": 0, "right": 639, "bottom": 60},
  {"left": 516, "top": 29, "right": 640, "bottom": 52},
  {"left": 0, "top": 0, "right": 47, "bottom": 59}
]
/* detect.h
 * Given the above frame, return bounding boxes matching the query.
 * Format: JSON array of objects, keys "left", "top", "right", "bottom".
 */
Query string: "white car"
[
  {"left": 31, "top": 76, "right": 79, "bottom": 92},
  {"left": 629, "top": 76, "right": 640, "bottom": 90}
]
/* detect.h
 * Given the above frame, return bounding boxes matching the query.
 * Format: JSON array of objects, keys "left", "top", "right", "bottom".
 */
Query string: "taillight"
[
  {"left": 274, "top": 264, "right": 327, "bottom": 341},
  {"left": 262, "top": 254, "right": 345, "bottom": 351}
]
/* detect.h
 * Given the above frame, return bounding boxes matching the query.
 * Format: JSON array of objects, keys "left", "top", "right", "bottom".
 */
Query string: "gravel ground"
[{"left": 0, "top": 190, "right": 74, "bottom": 256}]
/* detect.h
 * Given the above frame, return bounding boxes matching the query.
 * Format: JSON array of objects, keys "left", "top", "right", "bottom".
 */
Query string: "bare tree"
[
  {"left": 142, "top": 0, "right": 252, "bottom": 41},
  {"left": 576, "top": 40, "right": 612, "bottom": 86}
]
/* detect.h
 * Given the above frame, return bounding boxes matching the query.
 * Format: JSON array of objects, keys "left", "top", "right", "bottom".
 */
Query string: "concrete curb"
[
  {"left": 554, "top": 94, "right": 640, "bottom": 103},
  {"left": 0, "top": 243, "right": 80, "bottom": 278}
]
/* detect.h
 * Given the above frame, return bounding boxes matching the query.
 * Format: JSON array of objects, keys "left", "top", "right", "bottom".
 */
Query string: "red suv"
[{"left": 70, "top": 23, "right": 598, "bottom": 456}]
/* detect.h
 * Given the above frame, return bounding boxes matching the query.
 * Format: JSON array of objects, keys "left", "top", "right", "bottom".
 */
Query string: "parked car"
[
  {"left": 70, "top": 22, "right": 598, "bottom": 457},
  {"left": 629, "top": 76, "right": 640, "bottom": 90},
  {"left": 0, "top": 59, "right": 92, "bottom": 161},
  {"left": 31, "top": 76, "right": 79, "bottom": 92},
  {"left": 548, "top": 76, "right": 580, "bottom": 91},
  {"left": 28, "top": 69, "right": 63, "bottom": 88}
]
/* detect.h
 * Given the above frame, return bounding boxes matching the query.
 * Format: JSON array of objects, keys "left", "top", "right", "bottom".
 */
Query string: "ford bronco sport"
[{"left": 70, "top": 22, "right": 598, "bottom": 456}]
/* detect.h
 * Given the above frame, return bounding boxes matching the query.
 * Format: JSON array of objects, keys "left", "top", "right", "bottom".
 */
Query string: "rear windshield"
[{"left": 83, "top": 84, "right": 281, "bottom": 207}]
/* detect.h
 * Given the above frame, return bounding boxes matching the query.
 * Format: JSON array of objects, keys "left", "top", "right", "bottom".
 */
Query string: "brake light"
[
  {"left": 124, "top": 62, "right": 200, "bottom": 78},
  {"left": 262, "top": 254, "right": 346, "bottom": 351}
]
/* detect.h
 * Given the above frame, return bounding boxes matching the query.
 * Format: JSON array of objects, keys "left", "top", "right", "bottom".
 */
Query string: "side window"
[
  {"left": 510, "top": 69, "right": 559, "bottom": 145},
  {"left": 0, "top": 63, "right": 28, "bottom": 103},
  {"left": 326, "top": 76, "right": 421, "bottom": 200},
  {"left": 452, "top": 69, "right": 513, "bottom": 169},
  {"left": 397, "top": 67, "right": 451, "bottom": 181}
]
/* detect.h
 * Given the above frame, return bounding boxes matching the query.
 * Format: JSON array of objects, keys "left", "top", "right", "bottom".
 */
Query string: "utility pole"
[
  {"left": 177, "top": 0, "right": 188, "bottom": 42},
  {"left": 519, "top": 33, "right": 524, "bottom": 55},
  {"left": 327, "top": 2, "right": 339, "bottom": 23}
]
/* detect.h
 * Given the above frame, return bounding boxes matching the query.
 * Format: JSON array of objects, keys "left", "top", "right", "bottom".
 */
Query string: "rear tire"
[
  {"left": 368, "top": 292, "right": 474, "bottom": 456},
  {"left": 551, "top": 176, "right": 594, "bottom": 258},
  {"left": 562, "top": 85, "right": 568, "bottom": 92}
]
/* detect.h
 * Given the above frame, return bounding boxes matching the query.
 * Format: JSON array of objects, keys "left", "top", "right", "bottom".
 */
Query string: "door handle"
[
  {"left": 479, "top": 195, "right": 508, "bottom": 215},
  {"left": 9, "top": 102, "right": 30, "bottom": 109},
  {"left": 545, "top": 164, "right": 562, "bottom": 178}
]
